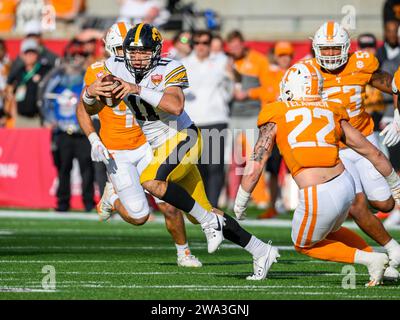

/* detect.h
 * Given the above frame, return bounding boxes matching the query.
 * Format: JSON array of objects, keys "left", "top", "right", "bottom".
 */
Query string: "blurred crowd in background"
[{"left": 1, "top": 0, "right": 400, "bottom": 220}]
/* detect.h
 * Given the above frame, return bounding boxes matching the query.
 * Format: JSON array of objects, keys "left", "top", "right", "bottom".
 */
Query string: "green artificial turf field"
[{"left": 0, "top": 209, "right": 399, "bottom": 300}]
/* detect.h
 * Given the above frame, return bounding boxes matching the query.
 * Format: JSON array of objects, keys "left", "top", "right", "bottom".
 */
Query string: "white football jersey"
[{"left": 105, "top": 57, "right": 193, "bottom": 148}]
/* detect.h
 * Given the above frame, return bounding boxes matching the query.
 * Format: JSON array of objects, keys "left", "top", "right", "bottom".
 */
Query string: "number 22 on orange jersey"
[{"left": 286, "top": 107, "right": 335, "bottom": 148}]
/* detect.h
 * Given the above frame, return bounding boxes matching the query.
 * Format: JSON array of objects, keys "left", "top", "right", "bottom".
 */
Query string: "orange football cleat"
[
  {"left": 257, "top": 207, "right": 278, "bottom": 219},
  {"left": 375, "top": 212, "right": 390, "bottom": 220}
]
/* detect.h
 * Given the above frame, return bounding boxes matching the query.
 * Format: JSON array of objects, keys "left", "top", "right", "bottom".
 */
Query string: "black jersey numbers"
[{"left": 127, "top": 95, "right": 160, "bottom": 121}]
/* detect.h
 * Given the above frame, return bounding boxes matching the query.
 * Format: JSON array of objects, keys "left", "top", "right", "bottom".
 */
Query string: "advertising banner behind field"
[{"left": 0, "top": 128, "right": 87, "bottom": 209}]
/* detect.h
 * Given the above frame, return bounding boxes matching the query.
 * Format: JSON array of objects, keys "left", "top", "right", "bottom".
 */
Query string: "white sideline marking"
[
  {"left": 31, "top": 283, "right": 400, "bottom": 292},
  {"left": 0, "top": 244, "right": 294, "bottom": 251},
  {"left": 1, "top": 210, "right": 400, "bottom": 231},
  {"left": 0, "top": 259, "right": 352, "bottom": 265},
  {"left": 0, "top": 270, "right": 369, "bottom": 277},
  {"left": 0, "top": 230, "right": 13, "bottom": 235},
  {"left": 0, "top": 245, "right": 385, "bottom": 254},
  {"left": 0, "top": 210, "right": 101, "bottom": 221},
  {"left": 0, "top": 283, "right": 394, "bottom": 298},
  {"left": 0, "top": 287, "right": 57, "bottom": 293}
]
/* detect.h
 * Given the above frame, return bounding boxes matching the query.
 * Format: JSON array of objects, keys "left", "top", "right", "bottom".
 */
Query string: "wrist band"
[
  {"left": 88, "top": 132, "right": 100, "bottom": 145},
  {"left": 82, "top": 89, "right": 96, "bottom": 105},
  {"left": 139, "top": 86, "right": 163, "bottom": 108},
  {"left": 235, "top": 185, "right": 251, "bottom": 209},
  {"left": 392, "top": 78, "right": 398, "bottom": 95},
  {"left": 385, "top": 169, "right": 400, "bottom": 188}
]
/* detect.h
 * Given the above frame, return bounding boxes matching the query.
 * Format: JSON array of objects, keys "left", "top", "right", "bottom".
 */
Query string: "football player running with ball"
[
  {"left": 234, "top": 63, "right": 400, "bottom": 286},
  {"left": 77, "top": 22, "right": 202, "bottom": 268},
  {"left": 303, "top": 21, "right": 400, "bottom": 279},
  {"left": 81, "top": 23, "right": 279, "bottom": 280}
]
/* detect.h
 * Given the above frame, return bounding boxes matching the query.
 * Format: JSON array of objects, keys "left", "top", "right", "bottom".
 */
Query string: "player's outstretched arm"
[
  {"left": 76, "top": 101, "right": 97, "bottom": 137},
  {"left": 379, "top": 72, "right": 400, "bottom": 147},
  {"left": 234, "top": 123, "right": 276, "bottom": 219},
  {"left": 113, "top": 78, "right": 185, "bottom": 116},
  {"left": 155, "top": 86, "right": 185, "bottom": 116},
  {"left": 81, "top": 88, "right": 106, "bottom": 115},
  {"left": 341, "top": 119, "right": 392, "bottom": 176},
  {"left": 370, "top": 69, "right": 393, "bottom": 94},
  {"left": 341, "top": 119, "right": 400, "bottom": 204}
]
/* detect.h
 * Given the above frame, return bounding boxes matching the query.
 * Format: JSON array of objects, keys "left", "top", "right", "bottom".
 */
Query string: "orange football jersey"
[
  {"left": 84, "top": 61, "right": 146, "bottom": 150},
  {"left": 257, "top": 100, "right": 349, "bottom": 176},
  {"left": 305, "top": 51, "right": 378, "bottom": 144}
]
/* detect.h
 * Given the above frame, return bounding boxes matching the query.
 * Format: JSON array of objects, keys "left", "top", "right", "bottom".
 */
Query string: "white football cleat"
[
  {"left": 246, "top": 243, "right": 280, "bottom": 281},
  {"left": 387, "top": 246, "right": 400, "bottom": 270},
  {"left": 201, "top": 213, "right": 224, "bottom": 254},
  {"left": 383, "top": 266, "right": 399, "bottom": 282},
  {"left": 365, "top": 252, "right": 389, "bottom": 287},
  {"left": 177, "top": 254, "right": 203, "bottom": 268},
  {"left": 383, "top": 210, "right": 400, "bottom": 228},
  {"left": 96, "top": 182, "right": 116, "bottom": 221}
]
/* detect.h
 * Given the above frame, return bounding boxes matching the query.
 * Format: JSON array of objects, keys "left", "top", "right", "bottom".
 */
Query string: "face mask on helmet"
[
  {"left": 123, "top": 23, "right": 162, "bottom": 81},
  {"left": 312, "top": 21, "right": 350, "bottom": 71},
  {"left": 313, "top": 43, "right": 350, "bottom": 70},
  {"left": 279, "top": 63, "right": 323, "bottom": 102}
]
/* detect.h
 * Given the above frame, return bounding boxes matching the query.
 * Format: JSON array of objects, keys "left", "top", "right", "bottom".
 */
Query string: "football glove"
[
  {"left": 88, "top": 132, "right": 110, "bottom": 165},
  {"left": 385, "top": 169, "right": 400, "bottom": 206},
  {"left": 380, "top": 109, "right": 400, "bottom": 147},
  {"left": 234, "top": 185, "right": 251, "bottom": 220}
]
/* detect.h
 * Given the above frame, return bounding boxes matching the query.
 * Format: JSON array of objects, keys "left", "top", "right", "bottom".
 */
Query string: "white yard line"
[
  {"left": 0, "top": 282, "right": 397, "bottom": 298},
  {"left": 0, "top": 287, "right": 57, "bottom": 293},
  {"left": 0, "top": 210, "right": 102, "bottom": 221},
  {"left": 0, "top": 230, "right": 13, "bottom": 235},
  {"left": 0, "top": 283, "right": 394, "bottom": 299},
  {"left": 0, "top": 244, "right": 293, "bottom": 250},
  {"left": 0, "top": 244, "right": 386, "bottom": 254},
  {"left": 1, "top": 210, "right": 400, "bottom": 230},
  {"left": 0, "top": 270, "right": 370, "bottom": 277},
  {"left": 0, "top": 259, "right": 351, "bottom": 265}
]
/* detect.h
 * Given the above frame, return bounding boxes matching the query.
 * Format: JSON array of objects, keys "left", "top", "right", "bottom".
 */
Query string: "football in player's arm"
[
  {"left": 81, "top": 73, "right": 111, "bottom": 115},
  {"left": 81, "top": 66, "right": 185, "bottom": 119}
]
